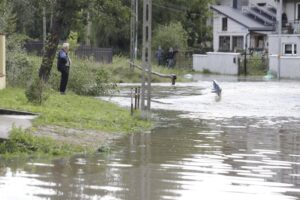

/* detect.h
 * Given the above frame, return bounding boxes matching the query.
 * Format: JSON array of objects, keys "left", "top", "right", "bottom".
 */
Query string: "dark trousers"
[{"left": 59, "top": 68, "right": 69, "bottom": 93}]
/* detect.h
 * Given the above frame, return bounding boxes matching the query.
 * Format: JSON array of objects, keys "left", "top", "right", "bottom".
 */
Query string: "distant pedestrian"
[
  {"left": 166, "top": 47, "right": 177, "bottom": 68},
  {"left": 57, "top": 42, "right": 71, "bottom": 95},
  {"left": 155, "top": 46, "right": 163, "bottom": 66}
]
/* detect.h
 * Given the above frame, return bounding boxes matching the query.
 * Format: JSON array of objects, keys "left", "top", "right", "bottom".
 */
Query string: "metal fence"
[
  {"left": 24, "top": 41, "right": 113, "bottom": 64},
  {"left": 75, "top": 46, "right": 112, "bottom": 63}
]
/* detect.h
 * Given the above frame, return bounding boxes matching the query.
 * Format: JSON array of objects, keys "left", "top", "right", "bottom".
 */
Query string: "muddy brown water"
[{"left": 1, "top": 76, "right": 300, "bottom": 200}]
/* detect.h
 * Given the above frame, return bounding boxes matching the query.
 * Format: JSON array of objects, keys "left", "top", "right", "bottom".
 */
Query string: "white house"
[{"left": 193, "top": 0, "right": 300, "bottom": 78}]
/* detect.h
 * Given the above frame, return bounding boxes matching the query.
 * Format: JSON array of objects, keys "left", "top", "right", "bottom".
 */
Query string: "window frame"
[
  {"left": 219, "top": 36, "right": 231, "bottom": 52},
  {"left": 296, "top": 3, "right": 300, "bottom": 20},
  {"left": 232, "top": 36, "right": 244, "bottom": 52},
  {"left": 282, "top": 43, "right": 297, "bottom": 56},
  {"left": 222, "top": 17, "right": 228, "bottom": 31}
]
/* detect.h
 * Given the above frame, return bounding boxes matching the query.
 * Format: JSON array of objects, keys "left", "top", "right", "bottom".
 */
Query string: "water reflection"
[{"left": 1, "top": 79, "right": 300, "bottom": 199}]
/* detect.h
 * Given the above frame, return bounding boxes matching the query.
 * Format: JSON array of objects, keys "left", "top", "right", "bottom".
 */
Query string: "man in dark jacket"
[{"left": 57, "top": 42, "right": 71, "bottom": 95}]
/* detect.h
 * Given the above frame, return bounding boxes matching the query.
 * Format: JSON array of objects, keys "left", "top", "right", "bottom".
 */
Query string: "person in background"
[
  {"left": 155, "top": 46, "right": 163, "bottom": 66},
  {"left": 166, "top": 47, "right": 178, "bottom": 68},
  {"left": 57, "top": 42, "right": 71, "bottom": 95}
]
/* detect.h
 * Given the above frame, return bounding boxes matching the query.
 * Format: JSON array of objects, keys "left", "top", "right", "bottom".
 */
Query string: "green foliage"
[
  {"left": 153, "top": 22, "right": 188, "bottom": 53},
  {"left": 67, "top": 31, "right": 79, "bottom": 51},
  {"left": 202, "top": 69, "right": 211, "bottom": 74},
  {"left": 244, "top": 54, "right": 268, "bottom": 75},
  {"left": 0, "top": 0, "right": 17, "bottom": 34},
  {"left": 92, "top": 68, "right": 118, "bottom": 96},
  {"left": 184, "top": 0, "right": 212, "bottom": 47},
  {"left": 0, "top": 128, "right": 86, "bottom": 156},
  {"left": 89, "top": 0, "right": 130, "bottom": 50},
  {"left": 6, "top": 34, "right": 33, "bottom": 87}
]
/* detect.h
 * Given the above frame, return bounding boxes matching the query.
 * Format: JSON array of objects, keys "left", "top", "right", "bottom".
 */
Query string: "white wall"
[
  {"left": 213, "top": 12, "right": 248, "bottom": 51},
  {"left": 268, "top": 34, "right": 300, "bottom": 55},
  {"left": 269, "top": 55, "right": 300, "bottom": 79},
  {"left": 193, "top": 52, "right": 240, "bottom": 75}
]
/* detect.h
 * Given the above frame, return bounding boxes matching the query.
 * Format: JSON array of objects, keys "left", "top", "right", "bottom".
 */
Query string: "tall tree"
[
  {"left": 38, "top": 0, "right": 86, "bottom": 82},
  {"left": 88, "top": 0, "right": 130, "bottom": 52},
  {"left": 184, "top": 0, "right": 212, "bottom": 49},
  {"left": 0, "top": 0, "right": 17, "bottom": 34}
]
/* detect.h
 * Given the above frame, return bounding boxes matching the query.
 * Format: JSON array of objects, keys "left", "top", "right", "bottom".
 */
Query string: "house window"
[
  {"left": 232, "top": 36, "right": 244, "bottom": 51},
  {"left": 219, "top": 36, "right": 230, "bottom": 52},
  {"left": 222, "top": 17, "right": 228, "bottom": 31},
  {"left": 297, "top": 3, "right": 300, "bottom": 20},
  {"left": 283, "top": 44, "right": 297, "bottom": 55}
]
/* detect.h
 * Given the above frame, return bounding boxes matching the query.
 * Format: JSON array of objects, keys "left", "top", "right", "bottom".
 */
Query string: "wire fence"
[{"left": 24, "top": 41, "right": 113, "bottom": 64}]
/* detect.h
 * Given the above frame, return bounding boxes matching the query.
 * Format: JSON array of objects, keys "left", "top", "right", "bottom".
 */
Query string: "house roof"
[{"left": 211, "top": 5, "right": 275, "bottom": 31}]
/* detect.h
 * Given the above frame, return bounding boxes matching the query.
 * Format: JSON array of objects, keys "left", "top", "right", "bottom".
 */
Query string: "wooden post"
[
  {"left": 137, "top": 87, "right": 140, "bottom": 109},
  {"left": 131, "top": 88, "right": 134, "bottom": 115},
  {"left": 134, "top": 87, "right": 138, "bottom": 110},
  {"left": 0, "top": 34, "right": 6, "bottom": 90}
]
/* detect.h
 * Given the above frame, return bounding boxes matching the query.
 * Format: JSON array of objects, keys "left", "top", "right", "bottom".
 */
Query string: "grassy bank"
[{"left": 0, "top": 88, "right": 151, "bottom": 157}]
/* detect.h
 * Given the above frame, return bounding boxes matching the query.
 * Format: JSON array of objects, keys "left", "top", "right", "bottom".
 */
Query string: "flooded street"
[{"left": 1, "top": 76, "right": 300, "bottom": 200}]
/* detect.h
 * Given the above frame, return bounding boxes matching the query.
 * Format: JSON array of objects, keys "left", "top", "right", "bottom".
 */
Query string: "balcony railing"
[{"left": 283, "top": 20, "right": 300, "bottom": 34}]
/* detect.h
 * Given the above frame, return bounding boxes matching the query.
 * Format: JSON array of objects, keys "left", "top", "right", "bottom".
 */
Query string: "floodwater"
[{"left": 1, "top": 75, "right": 300, "bottom": 200}]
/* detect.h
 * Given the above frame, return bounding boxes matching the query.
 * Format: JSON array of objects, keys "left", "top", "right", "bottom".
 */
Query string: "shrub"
[
  {"left": 152, "top": 22, "right": 188, "bottom": 67},
  {"left": 6, "top": 34, "right": 33, "bottom": 87},
  {"left": 25, "top": 77, "right": 50, "bottom": 105}
]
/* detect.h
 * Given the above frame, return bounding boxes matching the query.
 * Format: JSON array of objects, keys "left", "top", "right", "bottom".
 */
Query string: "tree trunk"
[{"left": 38, "top": 16, "right": 63, "bottom": 82}]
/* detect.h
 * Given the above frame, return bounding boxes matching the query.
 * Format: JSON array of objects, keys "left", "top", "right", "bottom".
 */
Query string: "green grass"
[
  {"left": 0, "top": 88, "right": 150, "bottom": 133},
  {"left": 0, "top": 128, "right": 87, "bottom": 157},
  {"left": 0, "top": 87, "right": 151, "bottom": 157}
]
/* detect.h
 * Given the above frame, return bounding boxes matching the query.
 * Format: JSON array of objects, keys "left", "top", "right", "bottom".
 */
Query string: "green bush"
[
  {"left": 240, "top": 54, "right": 268, "bottom": 75},
  {"left": 25, "top": 77, "right": 50, "bottom": 105},
  {"left": 152, "top": 22, "right": 188, "bottom": 67},
  {"left": 6, "top": 34, "right": 33, "bottom": 87}
]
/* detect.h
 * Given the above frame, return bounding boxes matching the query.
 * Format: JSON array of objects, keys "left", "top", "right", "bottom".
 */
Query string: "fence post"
[
  {"left": 0, "top": 34, "right": 6, "bottom": 90},
  {"left": 131, "top": 88, "right": 134, "bottom": 115}
]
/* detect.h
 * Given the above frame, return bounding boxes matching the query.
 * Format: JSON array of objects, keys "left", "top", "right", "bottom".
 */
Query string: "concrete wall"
[
  {"left": 213, "top": 12, "right": 248, "bottom": 52},
  {"left": 193, "top": 52, "right": 240, "bottom": 75},
  {"left": 269, "top": 55, "right": 300, "bottom": 79},
  {"left": 0, "top": 34, "right": 5, "bottom": 90},
  {"left": 268, "top": 34, "right": 300, "bottom": 79},
  {"left": 269, "top": 34, "right": 300, "bottom": 55}
]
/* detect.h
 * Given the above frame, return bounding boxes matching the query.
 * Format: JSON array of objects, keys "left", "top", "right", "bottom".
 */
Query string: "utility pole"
[
  {"left": 277, "top": 0, "right": 282, "bottom": 79},
  {"left": 42, "top": 7, "right": 47, "bottom": 50},
  {"left": 141, "top": 0, "right": 152, "bottom": 119},
  {"left": 130, "top": 0, "right": 138, "bottom": 68}
]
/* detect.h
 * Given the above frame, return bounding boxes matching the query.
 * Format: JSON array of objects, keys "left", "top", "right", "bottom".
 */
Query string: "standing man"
[
  {"left": 155, "top": 46, "right": 163, "bottom": 66},
  {"left": 166, "top": 47, "right": 177, "bottom": 68},
  {"left": 57, "top": 42, "right": 71, "bottom": 95}
]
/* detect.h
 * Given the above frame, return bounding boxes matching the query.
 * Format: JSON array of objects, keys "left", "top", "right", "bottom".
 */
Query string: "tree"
[
  {"left": 38, "top": 0, "right": 87, "bottom": 82},
  {"left": 152, "top": 22, "right": 188, "bottom": 53},
  {"left": 0, "top": 0, "right": 17, "bottom": 34},
  {"left": 183, "top": 0, "right": 212, "bottom": 49},
  {"left": 88, "top": 0, "right": 131, "bottom": 52}
]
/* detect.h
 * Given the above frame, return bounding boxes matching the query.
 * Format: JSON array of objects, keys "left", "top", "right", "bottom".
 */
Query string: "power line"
[{"left": 152, "top": 2, "right": 204, "bottom": 16}]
